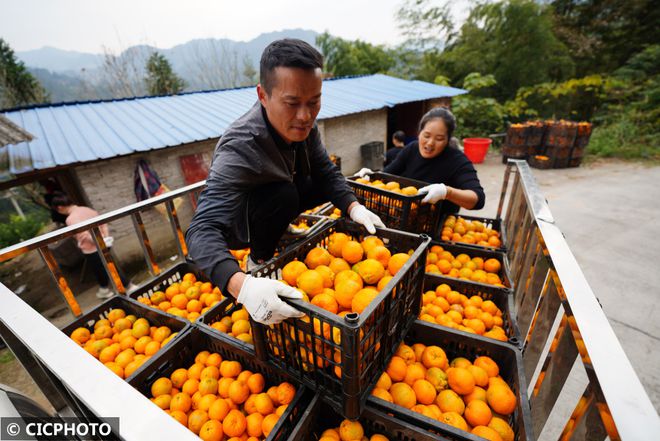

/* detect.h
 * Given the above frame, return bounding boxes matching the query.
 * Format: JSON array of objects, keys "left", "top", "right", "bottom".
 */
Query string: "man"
[
  {"left": 385, "top": 130, "right": 406, "bottom": 166},
  {"left": 51, "top": 193, "right": 136, "bottom": 298},
  {"left": 186, "top": 39, "right": 384, "bottom": 325}
]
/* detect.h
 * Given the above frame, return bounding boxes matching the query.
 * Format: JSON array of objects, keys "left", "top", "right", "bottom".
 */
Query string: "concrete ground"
[
  {"left": 1, "top": 153, "right": 658, "bottom": 431},
  {"left": 471, "top": 152, "right": 660, "bottom": 418}
]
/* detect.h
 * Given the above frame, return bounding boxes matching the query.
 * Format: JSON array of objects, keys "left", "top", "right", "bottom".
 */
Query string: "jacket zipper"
[{"left": 245, "top": 198, "right": 251, "bottom": 243}]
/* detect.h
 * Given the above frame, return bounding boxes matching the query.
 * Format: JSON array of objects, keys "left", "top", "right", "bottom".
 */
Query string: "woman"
[{"left": 358, "top": 107, "right": 485, "bottom": 216}]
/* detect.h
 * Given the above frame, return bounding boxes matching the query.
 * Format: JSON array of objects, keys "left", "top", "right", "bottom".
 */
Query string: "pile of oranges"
[
  {"left": 419, "top": 283, "right": 508, "bottom": 342},
  {"left": 207, "top": 306, "right": 254, "bottom": 346},
  {"left": 440, "top": 216, "right": 502, "bottom": 248},
  {"left": 136, "top": 273, "right": 224, "bottom": 322},
  {"left": 372, "top": 342, "right": 516, "bottom": 441},
  {"left": 425, "top": 245, "right": 505, "bottom": 287},
  {"left": 354, "top": 178, "right": 419, "bottom": 196},
  {"left": 280, "top": 234, "right": 411, "bottom": 317},
  {"left": 148, "top": 350, "right": 296, "bottom": 441},
  {"left": 69, "top": 308, "right": 178, "bottom": 379},
  {"left": 231, "top": 249, "right": 251, "bottom": 272},
  {"left": 318, "top": 420, "right": 390, "bottom": 441}
]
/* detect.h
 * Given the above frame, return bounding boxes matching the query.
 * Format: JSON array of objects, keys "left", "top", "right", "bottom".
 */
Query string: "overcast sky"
[{"left": 1, "top": 0, "right": 425, "bottom": 53}]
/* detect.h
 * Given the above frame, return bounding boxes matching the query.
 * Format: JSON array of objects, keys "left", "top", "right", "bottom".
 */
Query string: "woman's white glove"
[
  {"left": 418, "top": 184, "right": 448, "bottom": 204},
  {"left": 349, "top": 204, "right": 386, "bottom": 234},
  {"left": 355, "top": 168, "right": 374, "bottom": 180},
  {"left": 237, "top": 275, "right": 305, "bottom": 325}
]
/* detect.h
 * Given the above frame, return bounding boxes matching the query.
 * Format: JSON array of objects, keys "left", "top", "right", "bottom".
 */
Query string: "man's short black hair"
[
  {"left": 50, "top": 192, "right": 72, "bottom": 208},
  {"left": 392, "top": 131, "right": 406, "bottom": 143},
  {"left": 260, "top": 39, "right": 323, "bottom": 95}
]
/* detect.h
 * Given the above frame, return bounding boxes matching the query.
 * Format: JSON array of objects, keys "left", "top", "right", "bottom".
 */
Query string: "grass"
[
  {"left": 0, "top": 348, "right": 15, "bottom": 364},
  {"left": 587, "top": 112, "right": 660, "bottom": 162}
]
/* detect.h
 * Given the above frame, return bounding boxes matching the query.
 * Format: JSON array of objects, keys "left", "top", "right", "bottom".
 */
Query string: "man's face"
[{"left": 258, "top": 67, "right": 322, "bottom": 144}]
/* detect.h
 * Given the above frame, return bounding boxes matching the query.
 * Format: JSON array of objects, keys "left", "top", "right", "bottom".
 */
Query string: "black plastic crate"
[
  {"left": 251, "top": 219, "right": 431, "bottom": 419},
  {"left": 428, "top": 241, "right": 513, "bottom": 290},
  {"left": 437, "top": 214, "right": 507, "bottom": 252},
  {"left": 197, "top": 297, "right": 256, "bottom": 356},
  {"left": 279, "top": 214, "right": 331, "bottom": 251},
  {"left": 289, "top": 393, "right": 450, "bottom": 441},
  {"left": 422, "top": 274, "right": 522, "bottom": 349},
  {"left": 303, "top": 202, "right": 333, "bottom": 216},
  {"left": 368, "top": 321, "right": 534, "bottom": 441},
  {"left": 61, "top": 295, "right": 189, "bottom": 381},
  {"left": 128, "top": 326, "right": 308, "bottom": 441},
  {"left": 347, "top": 172, "right": 442, "bottom": 235},
  {"left": 317, "top": 203, "right": 342, "bottom": 218},
  {"left": 129, "top": 261, "right": 210, "bottom": 304}
]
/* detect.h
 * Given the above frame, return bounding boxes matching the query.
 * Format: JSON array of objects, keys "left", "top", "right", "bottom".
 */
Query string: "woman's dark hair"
[
  {"left": 392, "top": 130, "right": 406, "bottom": 143},
  {"left": 50, "top": 192, "right": 72, "bottom": 208},
  {"left": 260, "top": 39, "right": 324, "bottom": 95},
  {"left": 419, "top": 107, "right": 456, "bottom": 140}
]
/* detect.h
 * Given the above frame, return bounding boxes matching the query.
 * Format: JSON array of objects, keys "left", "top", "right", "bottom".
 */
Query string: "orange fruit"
[
  {"left": 187, "top": 409, "right": 209, "bottom": 434},
  {"left": 486, "top": 379, "right": 516, "bottom": 415},
  {"left": 465, "top": 399, "right": 493, "bottom": 426},
  {"left": 425, "top": 367, "right": 448, "bottom": 392},
  {"left": 472, "top": 426, "right": 503, "bottom": 441},
  {"left": 386, "top": 356, "right": 407, "bottom": 382},
  {"left": 371, "top": 387, "right": 394, "bottom": 402},
  {"left": 334, "top": 279, "right": 362, "bottom": 309},
  {"left": 361, "top": 236, "right": 385, "bottom": 254},
  {"left": 152, "top": 394, "right": 172, "bottom": 410},
  {"left": 484, "top": 258, "right": 501, "bottom": 273},
  {"left": 467, "top": 365, "right": 490, "bottom": 387},
  {"left": 245, "top": 412, "right": 264, "bottom": 438},
  {"left": 450, "top": 357, "right": 472, "bottom": 368},
  {"left": 327, "top": 232, "right": 350, "bottom": 257},
  {"left": 220, "top": 360, "right": 242, "bottom": 378},
  {"left": 412, "top": 379, "right": 437, "bottom": 405},
  {"left": 355, "top": 258, "right": 385, "bottom": 285},
  {"left": 436, "top": 389, "right": 465, "bottom": 414},
  {"left": 404, "top": 363, "right": 426, "bottom": 386},
  {"left": 376, "top": 372, "right": 392, "bottom": 390},
  {"left": 197, "top": 394, "right": 217, "bottom": 412},
  {"left": 329, "top": 257, "right": 351, "bottom": 274},
  {"left": 311, "top": 293, "right": 339, "bottom": 314},
  {"left": 208, "top": 397, "right": 230, "bottom": 421},
  {"left": 188, "top": 362, "right": 205, "bottom": 380},
  {"left": 488, "top": 417, "right": 515, "bottom": 441},
  {"left": 377, "top": 275, "right": 393, "bottom": 291},
  {"left": 421, "top": 346, "right": 448, "bottom": 369},
  {"left": 198, "top": 419, "right": 223, "bottom": 441},
  {"left": 144, "top": 341, "right": 161, "bottom": 356},
  {"left": 254, "top": 392, "right": 274, "bottom": 415},
  {"left": 170, "top": 409, "right": 188, "bottom": 426},
  {"left": 200, "top": 365, "right": 220, "bottom": 381},
  {"left": 395, "top": 344, "right": 416, "bottom": 365},
  {"left": 305, "top": 247, "right": 332, "bottom": 269},
  {"left": 170, "top": 392, "right": 192, "bottom": 413},
  {"left": 387, "top": 253, "right": 409, "bottom": 275},
  {"left": 341, "top": 241, "right": 364, "bottom": 264},
  {"left": 297, "top": 270, "right": 325, "bottom": 297},
  {"left": 367, "top": 245, "right": 391, "bottom": 267},
  {"left": 276, "top": 382, "right": 296, "bottom": 405},
  {"left": 247, "top": 373, "right": 265, "bottom": 394},
  {"left": 441, "top": 411, "right": 469, "bottom": 431},
  {"left": 464, "top": 386, "right": 487, "bottom": 404},
  {"left": 447, "top": 367, "right": 475, "bottom": 395},
  {"left": 339, "top": 419, "right": 364, "bottom": 440},
  {"left": 390, "top": 382, "right": 417, "bottom": 409},
  {"left": 261, "top": 413, "right": 280, "bottom": 437},
  {"left": 171, "top": 294, "right": 188, "bottom": 310},
  {"left": 315, "top": 265, "right": 335, "bottom": 288},
  {"left": 282, "top": 261, "right": 308, "bottom": 286},
  {"left": 351, "top": 287, "right": 379, "bottom": 314},
  {"left": 474, "top": 356, "right": 499, "bottom": 377},
  {"left": 228, "top": 379, "right": 249, "bottom": 403},
  {"left": 222, "top": 409, "right": 247, "bottom": 438},
  {"left": 151, "top": 377, "right": 172, "bottom": 397},
  {"left": 182, "top": 378, "right": 200, "bottom": 395}
]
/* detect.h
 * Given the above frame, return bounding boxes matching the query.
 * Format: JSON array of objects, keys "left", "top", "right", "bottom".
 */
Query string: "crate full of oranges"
[
  {"left": 368, "top": 321, "right": 533, "bottom": 441},
  {"left": 425, "top": 243, "right": 511, "bottom": 289},
  {"left": 438, "top": 214, "right": 505, "bottom": 251},
  {"left": 128, "top": 326, "right": 307, "bottom": 441},
  {"left": 131, "top": 263, "right": 224, "bottom": 322},
  {"left": 250, "top": 219, "right": 430, "bottom": 419}
]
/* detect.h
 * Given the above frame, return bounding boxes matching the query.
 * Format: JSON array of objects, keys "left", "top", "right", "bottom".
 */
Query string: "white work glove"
[
  {"left": 355, "top": 168, "right": 374, "bottom": 181},
  {"left": 237, "top": 275, "right": 305, "bottom": 325},
  {"left": 418, "top": 184, "right": 448, "bottom": 204},
  {"left": 349, "top": 204, "right": 386, "bottom": 234}
]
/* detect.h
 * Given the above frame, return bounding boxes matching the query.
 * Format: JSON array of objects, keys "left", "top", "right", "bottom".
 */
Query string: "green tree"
[
  {"left": 438, "top": 0, "right": 575, "bottom": 100},
  {"left": 316, "top": 32, "right": 395, "bottom": 77},
  {"left": 551, "top": 0, "right": 660, "bottom": 76},
  {"left": 452, "top": 73, "right": 505, "bottom": 138},
  {"left": 396, "top": 0, "right": 455, "bottom": 50},
  {"left": 0, "top": 38, "right": 48, "bottom": 109},
  {"left": 144, "top": 52, "right": 186, "bottom": 96}
]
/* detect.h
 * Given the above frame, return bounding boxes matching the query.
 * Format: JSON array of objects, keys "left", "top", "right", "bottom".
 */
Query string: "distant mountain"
[{"left": 15, "top": 29, "right": 320, "bottom": 103}]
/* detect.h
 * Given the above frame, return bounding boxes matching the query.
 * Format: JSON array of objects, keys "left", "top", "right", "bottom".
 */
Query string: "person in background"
[
  {"left": 385, "top": 130, "right": 406, "bottom": 167},
  {"left": 50, "top": 193, "right": 136, "bottom": 298},
  {"left": 358, "top": 107, "right": 485, "bottom": 217}
]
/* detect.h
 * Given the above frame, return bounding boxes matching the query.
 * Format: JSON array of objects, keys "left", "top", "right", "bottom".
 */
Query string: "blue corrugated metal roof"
[{"left": 0, "top": 74, "right": 466, "bottom": 179}]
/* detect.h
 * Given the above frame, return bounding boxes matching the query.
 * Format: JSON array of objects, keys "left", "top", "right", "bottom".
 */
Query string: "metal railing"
[
  {"left": 498, "top": 160, "right": 660, "bottom": 440},
  {"left": 0, "top": 180, "right": 206, "bottom": 317},
  {"left": 0, "top": 160, "right": 658, "bottom": 440}
]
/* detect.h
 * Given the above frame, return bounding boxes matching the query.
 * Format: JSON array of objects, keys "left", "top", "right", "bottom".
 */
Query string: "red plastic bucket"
[{"left": 463, "top": 138, "right": 492, "bottom": 164}]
